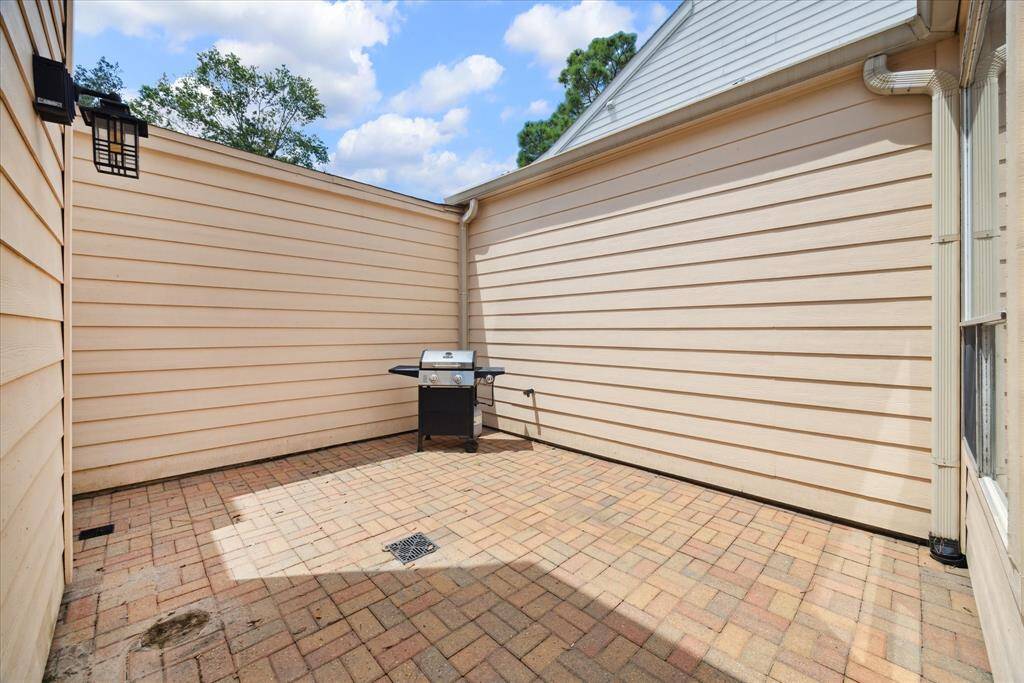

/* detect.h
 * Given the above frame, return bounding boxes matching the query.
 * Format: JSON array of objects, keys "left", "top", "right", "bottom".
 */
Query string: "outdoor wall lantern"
[{"left": 32, "top": 54, "right": 149, "bottom": 179}]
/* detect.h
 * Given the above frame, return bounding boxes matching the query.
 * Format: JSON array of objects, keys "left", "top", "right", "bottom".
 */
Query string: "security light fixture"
[
  {"left": 32, "top": 54, "right": 149, "bottom": 179},
  {"left": 80, "top": 95, "right": 148, "bottom": 178}
]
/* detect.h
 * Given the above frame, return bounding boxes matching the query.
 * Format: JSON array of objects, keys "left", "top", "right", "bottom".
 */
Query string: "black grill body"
[
  {"left": 418, "top": 385, "right": 476, "bottom": 451},
  {"left": 389, "top": 350, "right": 504, "bottom": 453}
]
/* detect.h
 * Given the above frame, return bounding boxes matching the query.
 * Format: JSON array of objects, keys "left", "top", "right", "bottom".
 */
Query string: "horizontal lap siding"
[
  {"left": 71, "top": 126, "right": 459, "bottom": 492},
  {"left": 0, "top": 1, "right": 68, "bottom": 681},
  {"left": 470, "top": 67, "right": 934, "bottom": 537}
]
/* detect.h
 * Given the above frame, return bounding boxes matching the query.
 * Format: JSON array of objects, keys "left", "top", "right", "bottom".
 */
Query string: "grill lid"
[{"left": 420, "top": 349, "right": 475, "bottom": 370}]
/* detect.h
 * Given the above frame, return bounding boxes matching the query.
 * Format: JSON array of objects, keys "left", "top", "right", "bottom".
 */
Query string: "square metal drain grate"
[{"left": 384, "top": 532, "right": 438, "bottom": 564}]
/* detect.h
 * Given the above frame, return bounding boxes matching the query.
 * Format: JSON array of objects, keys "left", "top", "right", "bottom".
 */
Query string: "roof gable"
[{"left": 540, "top": 0, "right": 919, "bottom": 160}]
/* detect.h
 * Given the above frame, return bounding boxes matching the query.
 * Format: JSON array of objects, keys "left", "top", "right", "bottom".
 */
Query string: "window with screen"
[{"left": 961, "top": 0, "right": 1008, "bottom": 540}]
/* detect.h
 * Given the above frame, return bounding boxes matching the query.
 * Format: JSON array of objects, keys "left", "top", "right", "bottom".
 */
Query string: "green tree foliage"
[
  {"left": 73, "top": 56, "right": 125, "bottom": 108},
  {"left": 516, "top": 31, "right": 637, "bottom": 167},
  {"left": 133, "top": 49, "right": 329, "bottom": 169}
]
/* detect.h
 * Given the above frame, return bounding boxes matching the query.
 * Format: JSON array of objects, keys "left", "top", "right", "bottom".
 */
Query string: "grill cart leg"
[
  {"left": 416, "top": 432, "right": 423, "bottom": 451},
  {"left": 465, "top": 439, "right": 478, "bottom": 453}
]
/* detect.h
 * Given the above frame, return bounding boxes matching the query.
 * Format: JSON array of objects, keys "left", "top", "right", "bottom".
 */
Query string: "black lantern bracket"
[{"left": 32, "top": 54, "right": 149, "bottom": 179}]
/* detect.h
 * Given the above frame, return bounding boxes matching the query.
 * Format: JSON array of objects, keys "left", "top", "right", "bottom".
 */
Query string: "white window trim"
[{"left": 979, "top": 474, "right": 1010, "bottom": 546}]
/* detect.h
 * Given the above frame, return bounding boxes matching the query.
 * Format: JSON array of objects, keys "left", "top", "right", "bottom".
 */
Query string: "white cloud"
[
  {"left": 336, "top": 108, "right": 467, "bottom": 167},
  {"left": 390, "top": 55, "right": 504, "bottom": 113},
  {"left": 349, "top": 167, "right": 389, "bottom": 186},
  {"left": 648, "top": 2, "right": 671, "bottom": 26},
  {"left": 501, "top": 99, "right": 554, "bottom": 123},
  {"left": 334, "top": 108, "right": 512, "bottom": 199},
  {"left": 504, "top": 1, "right": 635, "bottom": 76},
  {"left": 400, "top": 150, "right": 516, "bottom": 199},
  {"left": 76, "top": 0, "right": 398, "bottom": 127},
  {"left": 526, "top": 99, "right": 553, "bottom": 116},
  {"left": 641, "top": 2, "right": 672, "bottom": 43}
]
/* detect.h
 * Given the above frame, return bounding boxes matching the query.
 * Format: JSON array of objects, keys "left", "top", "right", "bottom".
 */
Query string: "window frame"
[{"left": 959, "top": 1, "right": 1010, "bottom": 547}]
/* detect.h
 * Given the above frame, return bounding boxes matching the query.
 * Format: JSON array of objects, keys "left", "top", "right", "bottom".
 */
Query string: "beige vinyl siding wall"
[
  {"left": 0, "top": 1, "right": 70, "bottom": 681},
  {"left": 469, "top": 49, "right": 938, "bottom": 538},
  {"left": 71, "top": 125, "right": 459, "bottom": 493}
]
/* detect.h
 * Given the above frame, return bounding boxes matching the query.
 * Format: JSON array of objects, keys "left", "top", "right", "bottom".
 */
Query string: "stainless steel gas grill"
[{"left": 389, "top": 350, "right": 504, "bottom": 452}]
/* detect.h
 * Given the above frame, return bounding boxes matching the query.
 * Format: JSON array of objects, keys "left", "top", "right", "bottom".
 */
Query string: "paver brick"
[
  {"left": 448, "top": 634, "right": 498, "bottom": 674},
  {"left": 340, "top": 644, "right": 384, "bottom": 683},
  {"left": 558, "top": 647, "right": 614, "bottom": 682},
  {"left": 269, "top": 644, "right": 309, "bottom": 682},
  {"left": 522, "top": 634, "right": 568, "bottom": 673},
  {"left": 599, "top": 633, "right": 641, "bottom": 672},
  {"left": 486, "top": 645, "right": 536, "bottom": 683},
  {"left": 413, "top": 646, "right": 460, "bottom": 683},
  {"left": 464, "top": 659, "right": 503, "bottom": 682},
  {"left": 505, "top": 622, "right": 550, "bottom": 658},
  {"left": 428, "top": 619, "right": 478, "bottom": 657},
  {"left": 576, "top": 621, "right": 616, "bottom": 657},
  {"left": 388, "top": 659, "right": 428, "bottom": 682},
  {"left": 475, "top": 610, "right": 517, "bottom": 644},
  {"left": 44, "top": 431, "right": 994, "bottom": 683},
  {"left": 376, "top": 632, "right": 429, "bottom": 672},
  {"left": 410, "top": 608, "right": 449, "bottom": 643},
  {"left": 348, "top": 608, "right": 385, "bottom": 642}
]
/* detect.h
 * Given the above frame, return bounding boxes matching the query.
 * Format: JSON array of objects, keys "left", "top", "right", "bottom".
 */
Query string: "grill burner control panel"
[
  {"left": 388, "top": 349, "right": 505, "bottom": 452},
  {"left": 419, "top": 370, "right": 471, "bottom": 387}
]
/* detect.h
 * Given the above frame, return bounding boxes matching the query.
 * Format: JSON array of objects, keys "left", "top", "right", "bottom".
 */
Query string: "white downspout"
[
  {"left": 458, "top": 198, "right": 478, "bottom": 349},
  {"left": 863, "top": 54, "right": 965, "bottom": 565}
]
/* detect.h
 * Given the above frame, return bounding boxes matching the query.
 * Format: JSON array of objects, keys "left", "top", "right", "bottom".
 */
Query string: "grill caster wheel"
[{"left": 465, "top": 440, "right": 478, "bottom": 453}]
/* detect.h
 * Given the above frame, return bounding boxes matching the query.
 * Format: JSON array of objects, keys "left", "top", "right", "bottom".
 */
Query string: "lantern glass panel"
[{"left": 91, "top": 112, "right": 141, "bottom": 178}]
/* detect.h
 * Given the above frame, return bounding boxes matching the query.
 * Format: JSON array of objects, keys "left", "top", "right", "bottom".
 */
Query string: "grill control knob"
[
  {"left": 453, "top": 374, "right": 463, "bottom": 384},
  {"left": 429, "top": 374, "right": 438, "bottom": 384}
]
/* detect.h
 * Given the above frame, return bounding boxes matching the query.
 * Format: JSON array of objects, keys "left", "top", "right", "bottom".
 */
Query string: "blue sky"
[{"left": 74, "top": 0, "right": 678, "bottom": 200}]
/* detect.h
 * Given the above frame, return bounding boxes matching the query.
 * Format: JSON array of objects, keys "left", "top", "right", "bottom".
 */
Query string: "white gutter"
[
  {"left": 457, "top": 198, "right": 478, "bottom": 348},
  {"left": 863, "top": 54, "right": 964, "bottom": 565}
]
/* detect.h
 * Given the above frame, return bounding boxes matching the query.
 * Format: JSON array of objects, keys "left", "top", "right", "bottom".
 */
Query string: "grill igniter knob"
[
  {"left": 485, "top": 375, "right": 494, "bottom": 384},
  {"left": 453, "top": 374, "right": 463, "bottom": 384},
  {"left": 429, "top": 374, "right": 438, "bottom": 384}
]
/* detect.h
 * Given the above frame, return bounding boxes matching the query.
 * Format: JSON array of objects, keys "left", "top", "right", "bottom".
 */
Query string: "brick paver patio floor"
[{"left": 46, "top": 430, "right": 992, "bottom": 682}]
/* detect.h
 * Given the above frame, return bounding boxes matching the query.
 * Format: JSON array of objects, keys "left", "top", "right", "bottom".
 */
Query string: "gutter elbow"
[
  {"left": 862, "top": 54, "right": 895, "bottom": 95},
  {"left": 460, "top": 198, "right": 478, "bottom": 226},
  {"left": 979, "top": 44, "right": 1007, "bottom": 81},
  {"left": 862, "top": 53, "right": 957, "bottom": 98}
]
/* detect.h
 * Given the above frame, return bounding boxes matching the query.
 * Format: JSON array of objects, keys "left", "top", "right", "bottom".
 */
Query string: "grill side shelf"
[{"left": 388, "top": 365, "right": 419, "bottom": 377}]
